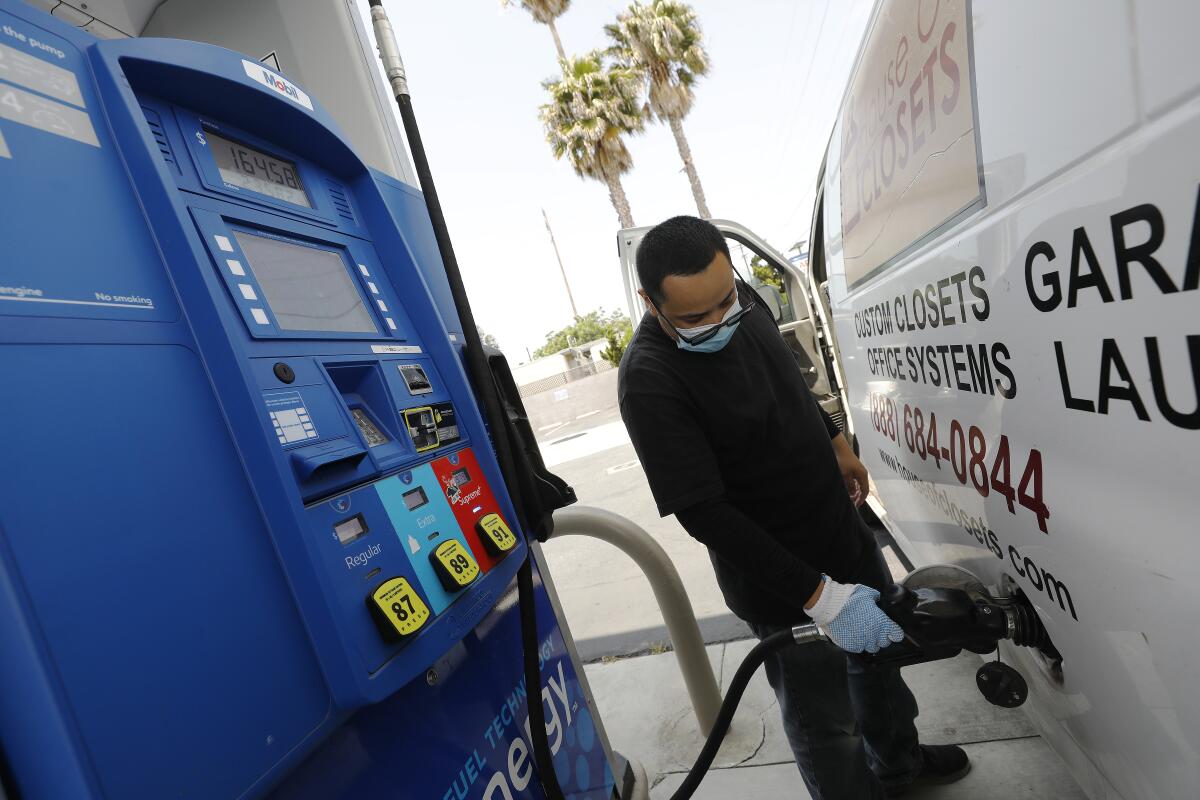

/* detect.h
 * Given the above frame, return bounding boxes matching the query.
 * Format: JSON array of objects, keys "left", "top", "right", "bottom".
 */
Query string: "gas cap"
[{"left": 976, "top": 661, "right": 1028, "bottom": 708}]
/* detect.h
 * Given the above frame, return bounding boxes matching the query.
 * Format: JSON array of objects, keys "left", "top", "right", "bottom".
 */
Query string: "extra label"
[
  {"left": 368, "top": 577, "right": 430, "bottom": 639},
  {"left": 431, "top": 540, "right": 479, "bottom": 591},
  {"left": 476, "top": 513, "right": 517, "bottom": 556}
]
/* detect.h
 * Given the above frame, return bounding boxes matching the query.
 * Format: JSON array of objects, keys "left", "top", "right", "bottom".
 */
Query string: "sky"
[{"left": 378, "top": 0, "right": 874, "bottom": 361}]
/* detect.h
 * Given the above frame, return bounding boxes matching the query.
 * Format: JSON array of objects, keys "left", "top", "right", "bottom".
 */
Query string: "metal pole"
[
  {"left": 543, "top": 207, "right": 578, "bottom": 319},
  {"left": 549, "top": 506, "right": 722, "bottom": 735}
]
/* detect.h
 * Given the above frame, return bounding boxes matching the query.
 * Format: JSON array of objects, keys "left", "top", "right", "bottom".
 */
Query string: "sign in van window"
[{"left": 839, "top": 0, "right": 984, "bottom": 288}]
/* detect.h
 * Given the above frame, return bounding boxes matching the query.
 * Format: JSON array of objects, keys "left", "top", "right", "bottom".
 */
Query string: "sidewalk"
[{"left": 584, "top": 643, "right": 1087, "bottom": 799}]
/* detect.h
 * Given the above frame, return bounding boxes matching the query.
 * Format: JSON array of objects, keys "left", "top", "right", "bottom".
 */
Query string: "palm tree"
[
  {"left": 607, "top": 0, "right": 711, "bottom": 218},
  {"left": 502, "top": 0, "right": 571, "bottom": 61},
  {"left": 540, "top": 52, "right": 644, "bottom": 229}
]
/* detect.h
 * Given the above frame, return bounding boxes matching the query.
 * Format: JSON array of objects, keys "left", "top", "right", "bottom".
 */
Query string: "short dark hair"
[{"left": 636, "top": 216, "right": 731, "bottom": 305}]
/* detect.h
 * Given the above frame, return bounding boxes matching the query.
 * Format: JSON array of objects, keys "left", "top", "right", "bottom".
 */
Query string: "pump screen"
[
  {"left": 208, "top": 130, "right": 310, "bottom": 207},
  {"left": 351, "top": 408, "right": 389, "bottom": 447},
  {"left": 234, "top": 231, "right": 379, "bottom": 334},
  {"left": 403, "top": 486, "right": 429, "bottom": 511}
]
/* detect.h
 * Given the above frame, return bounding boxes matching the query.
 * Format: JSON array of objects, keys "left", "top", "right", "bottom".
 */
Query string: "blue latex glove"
[{"left": 806, "top": 579, "right": 905, "bottom": 654}]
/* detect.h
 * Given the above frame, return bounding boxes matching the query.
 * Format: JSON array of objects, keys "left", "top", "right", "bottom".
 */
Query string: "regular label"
[
  {"left": 0, "top": 82, "right": 98, "bottom": 146},
  {"left": 431, "top": 540, "right": 479, "bottom": 590},
  {"left": 0, "top": 41, "right": 84, "bottom": 107},
  {"left": 370, "top": 577, "right": 431, "bottom": 638},
  {"left": 477, "top": 513, "right": 517, "bottom": 555}
]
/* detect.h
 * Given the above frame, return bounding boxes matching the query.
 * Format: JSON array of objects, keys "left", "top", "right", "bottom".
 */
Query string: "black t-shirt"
[{"left": 618, "top": 287, "right": 869, "bottom": 624}]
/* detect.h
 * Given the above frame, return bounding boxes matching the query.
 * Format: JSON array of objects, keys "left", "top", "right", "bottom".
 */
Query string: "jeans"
[{"left": 746, "top": 546, "right": 921, "bottom": 799}]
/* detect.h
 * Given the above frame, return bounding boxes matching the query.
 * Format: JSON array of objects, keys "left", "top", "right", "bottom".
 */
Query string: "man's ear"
[{"left": 637, "top": 288, "right": 657, "bottom": 317}]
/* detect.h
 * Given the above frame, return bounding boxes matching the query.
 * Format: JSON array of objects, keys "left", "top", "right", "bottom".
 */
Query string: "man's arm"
[
  {"left": 621, "top": 385, "right": 900, "bottom": 649},
  {"left": 621, "top": 386, "right": 824, "bottom": 609},
  {"left": 785, "top": 346, "right": 869, "bottom": 503},
  {"left": 675, "top": 497, "right": 824, "bottom": 608},
  {"left": 831, "top": 432, "right": 869, "bottom": 506}
]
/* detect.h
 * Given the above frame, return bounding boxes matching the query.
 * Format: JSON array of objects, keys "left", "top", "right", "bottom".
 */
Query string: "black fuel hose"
[
  {"left": 369, "top": 4, "right": 567, "bottom": 797},
  {"left": 667, "top": 628, "right": 795, "bottom": 800},
  {"left": 518, "top": 556, "right": 567, "bottom": 800}
]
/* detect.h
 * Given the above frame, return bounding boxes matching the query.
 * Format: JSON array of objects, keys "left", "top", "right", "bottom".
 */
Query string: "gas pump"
[
  {"left": 0, "top": 4, "right": 1063, "bottom": 799},
  {"left": 0, "top": 2, "right": 620, "bottom": 797}
]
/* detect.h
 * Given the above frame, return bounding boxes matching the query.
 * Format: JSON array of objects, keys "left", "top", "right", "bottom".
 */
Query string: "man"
[{"left": 618, "top": 216, "right": 970, "bottom": 799}]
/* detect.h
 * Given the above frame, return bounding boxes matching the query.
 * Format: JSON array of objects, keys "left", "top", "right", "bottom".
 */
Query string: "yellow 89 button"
[
  {"left": 368, "top": 577, "right": 431, "bottom": 641},
  {"left": 431, "top": 540, "right": 480, "bottom": 591},
  {"left": 477, "top": 513, "right": 518, "bottom": 556}
]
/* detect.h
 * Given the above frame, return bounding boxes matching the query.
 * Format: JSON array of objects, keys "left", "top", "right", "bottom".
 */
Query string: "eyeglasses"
[{"left": 652, "top": 278, "right": 758, "bottom": 346}]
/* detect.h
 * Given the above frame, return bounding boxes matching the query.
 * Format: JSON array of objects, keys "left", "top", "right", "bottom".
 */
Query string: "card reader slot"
[{"left": 291, "top": 446, "right": 368, "bottom": 481}]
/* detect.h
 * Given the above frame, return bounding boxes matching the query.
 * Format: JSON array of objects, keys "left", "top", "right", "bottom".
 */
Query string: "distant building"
[{"left": 511, "top": 338, "right": 609, "bottom": 396}]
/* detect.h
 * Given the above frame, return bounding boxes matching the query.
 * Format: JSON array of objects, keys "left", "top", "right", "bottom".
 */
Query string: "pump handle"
[{"left": 857, "top": 585, "right": 1006, "bottom": 669}]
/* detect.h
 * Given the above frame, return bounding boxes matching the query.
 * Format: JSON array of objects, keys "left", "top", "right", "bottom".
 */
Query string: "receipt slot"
[{"left": 0, "top": 3, "right": 616, "bottom": 798}]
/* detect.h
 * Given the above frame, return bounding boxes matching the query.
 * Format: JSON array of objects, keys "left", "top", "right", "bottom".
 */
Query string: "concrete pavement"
[{"left": 584, "top": 643, "right": 1087, "bottom": 799}]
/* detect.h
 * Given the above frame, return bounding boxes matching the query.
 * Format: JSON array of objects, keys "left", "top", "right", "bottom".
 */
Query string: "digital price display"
[
  {"left": 403, "top": 486, "right": 429, "bottom": 511},
  {"left": 208, "top": 130, "right": 310, "bottom": 207},
  {"left": 334, "top": 514, "right": 369, "bottom": 546}
]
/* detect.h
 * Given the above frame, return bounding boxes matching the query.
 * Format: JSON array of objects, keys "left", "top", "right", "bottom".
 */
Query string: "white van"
[{"left": 619, "top": 2, "right": 1200, "bottom": 797}]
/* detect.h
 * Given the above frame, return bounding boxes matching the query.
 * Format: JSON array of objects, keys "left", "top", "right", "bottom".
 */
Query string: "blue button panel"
[{"left": 376, "top": 464, "right": 477, "bottom": 614}]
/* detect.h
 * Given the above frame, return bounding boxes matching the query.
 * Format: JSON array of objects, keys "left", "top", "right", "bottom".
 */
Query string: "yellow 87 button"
[
  {"left": 431, "top": 540, "right": 479, "bottom": 591},
  {"left": 368, "top": 577, "right": 431, "bottom": 641}
]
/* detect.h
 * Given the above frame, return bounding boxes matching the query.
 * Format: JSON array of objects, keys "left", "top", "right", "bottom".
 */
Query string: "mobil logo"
[
  {"left": 241, "top": 59, "right": 314, "bottom": 111},
  {"left": 265, "top": 69, "right": 298, "bottom": 98}
]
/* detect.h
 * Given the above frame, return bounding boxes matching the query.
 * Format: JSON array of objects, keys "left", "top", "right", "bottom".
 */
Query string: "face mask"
[{"left": 674, "top": 298, "right": 743, "bottom": 353}]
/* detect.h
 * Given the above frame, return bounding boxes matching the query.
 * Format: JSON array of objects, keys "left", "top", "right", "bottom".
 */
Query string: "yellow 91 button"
[
  {"left": 368, "top": 577, "right": 431, "bottom": 641},
  {"left": 477, "top": 513, "right": 518, "bottom": 556},
  {"left": 431, "top": 539, "right": 480, "bottom": 591}
]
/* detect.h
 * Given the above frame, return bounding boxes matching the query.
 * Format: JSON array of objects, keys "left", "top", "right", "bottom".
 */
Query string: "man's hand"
[
  {"left": 804, "top": 577, "right": 905, "bottom": 653},
  {"left": 831, "top": 433, "right": 869, "bottom": 506}
]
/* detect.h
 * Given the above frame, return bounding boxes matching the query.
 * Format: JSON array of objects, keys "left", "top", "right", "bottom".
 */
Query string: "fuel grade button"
[
  {"left": 476, "top": 513, "right": 517, "bottom": 556},
  {"left": 431, "top": 539, "right": 479, "bottom": 591},
  {"left": 367, "top": 577, "right": 431, "bottom": 641}
]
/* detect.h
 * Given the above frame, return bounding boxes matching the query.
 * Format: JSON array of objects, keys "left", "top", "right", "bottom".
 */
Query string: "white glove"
[{"left": 805, "top": 576, "right": 905, "bottom": 654}]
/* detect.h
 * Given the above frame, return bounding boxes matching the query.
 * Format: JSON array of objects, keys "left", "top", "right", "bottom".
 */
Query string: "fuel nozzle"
[
  {"left": 858, "top": 584, "right": 1008, "bottom": 670},
  {"left": 855, "top": 565, "right": 1059, "bottom": 708}
]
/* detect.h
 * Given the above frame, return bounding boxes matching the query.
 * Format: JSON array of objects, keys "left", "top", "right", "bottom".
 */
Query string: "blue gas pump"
[{"left": 0, "top": 2, "right": 617, "bottom": 797}]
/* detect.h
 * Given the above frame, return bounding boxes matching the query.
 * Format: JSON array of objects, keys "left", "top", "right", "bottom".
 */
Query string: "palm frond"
[
  {"left": 539, "top": 51, "right": 646, "bottom": 182},
  {"left": 605, "top": 0, "right": 710, "bottom": 122},
  {"left": 501, "top": 0, "right": 571, "bottom": 26}
]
